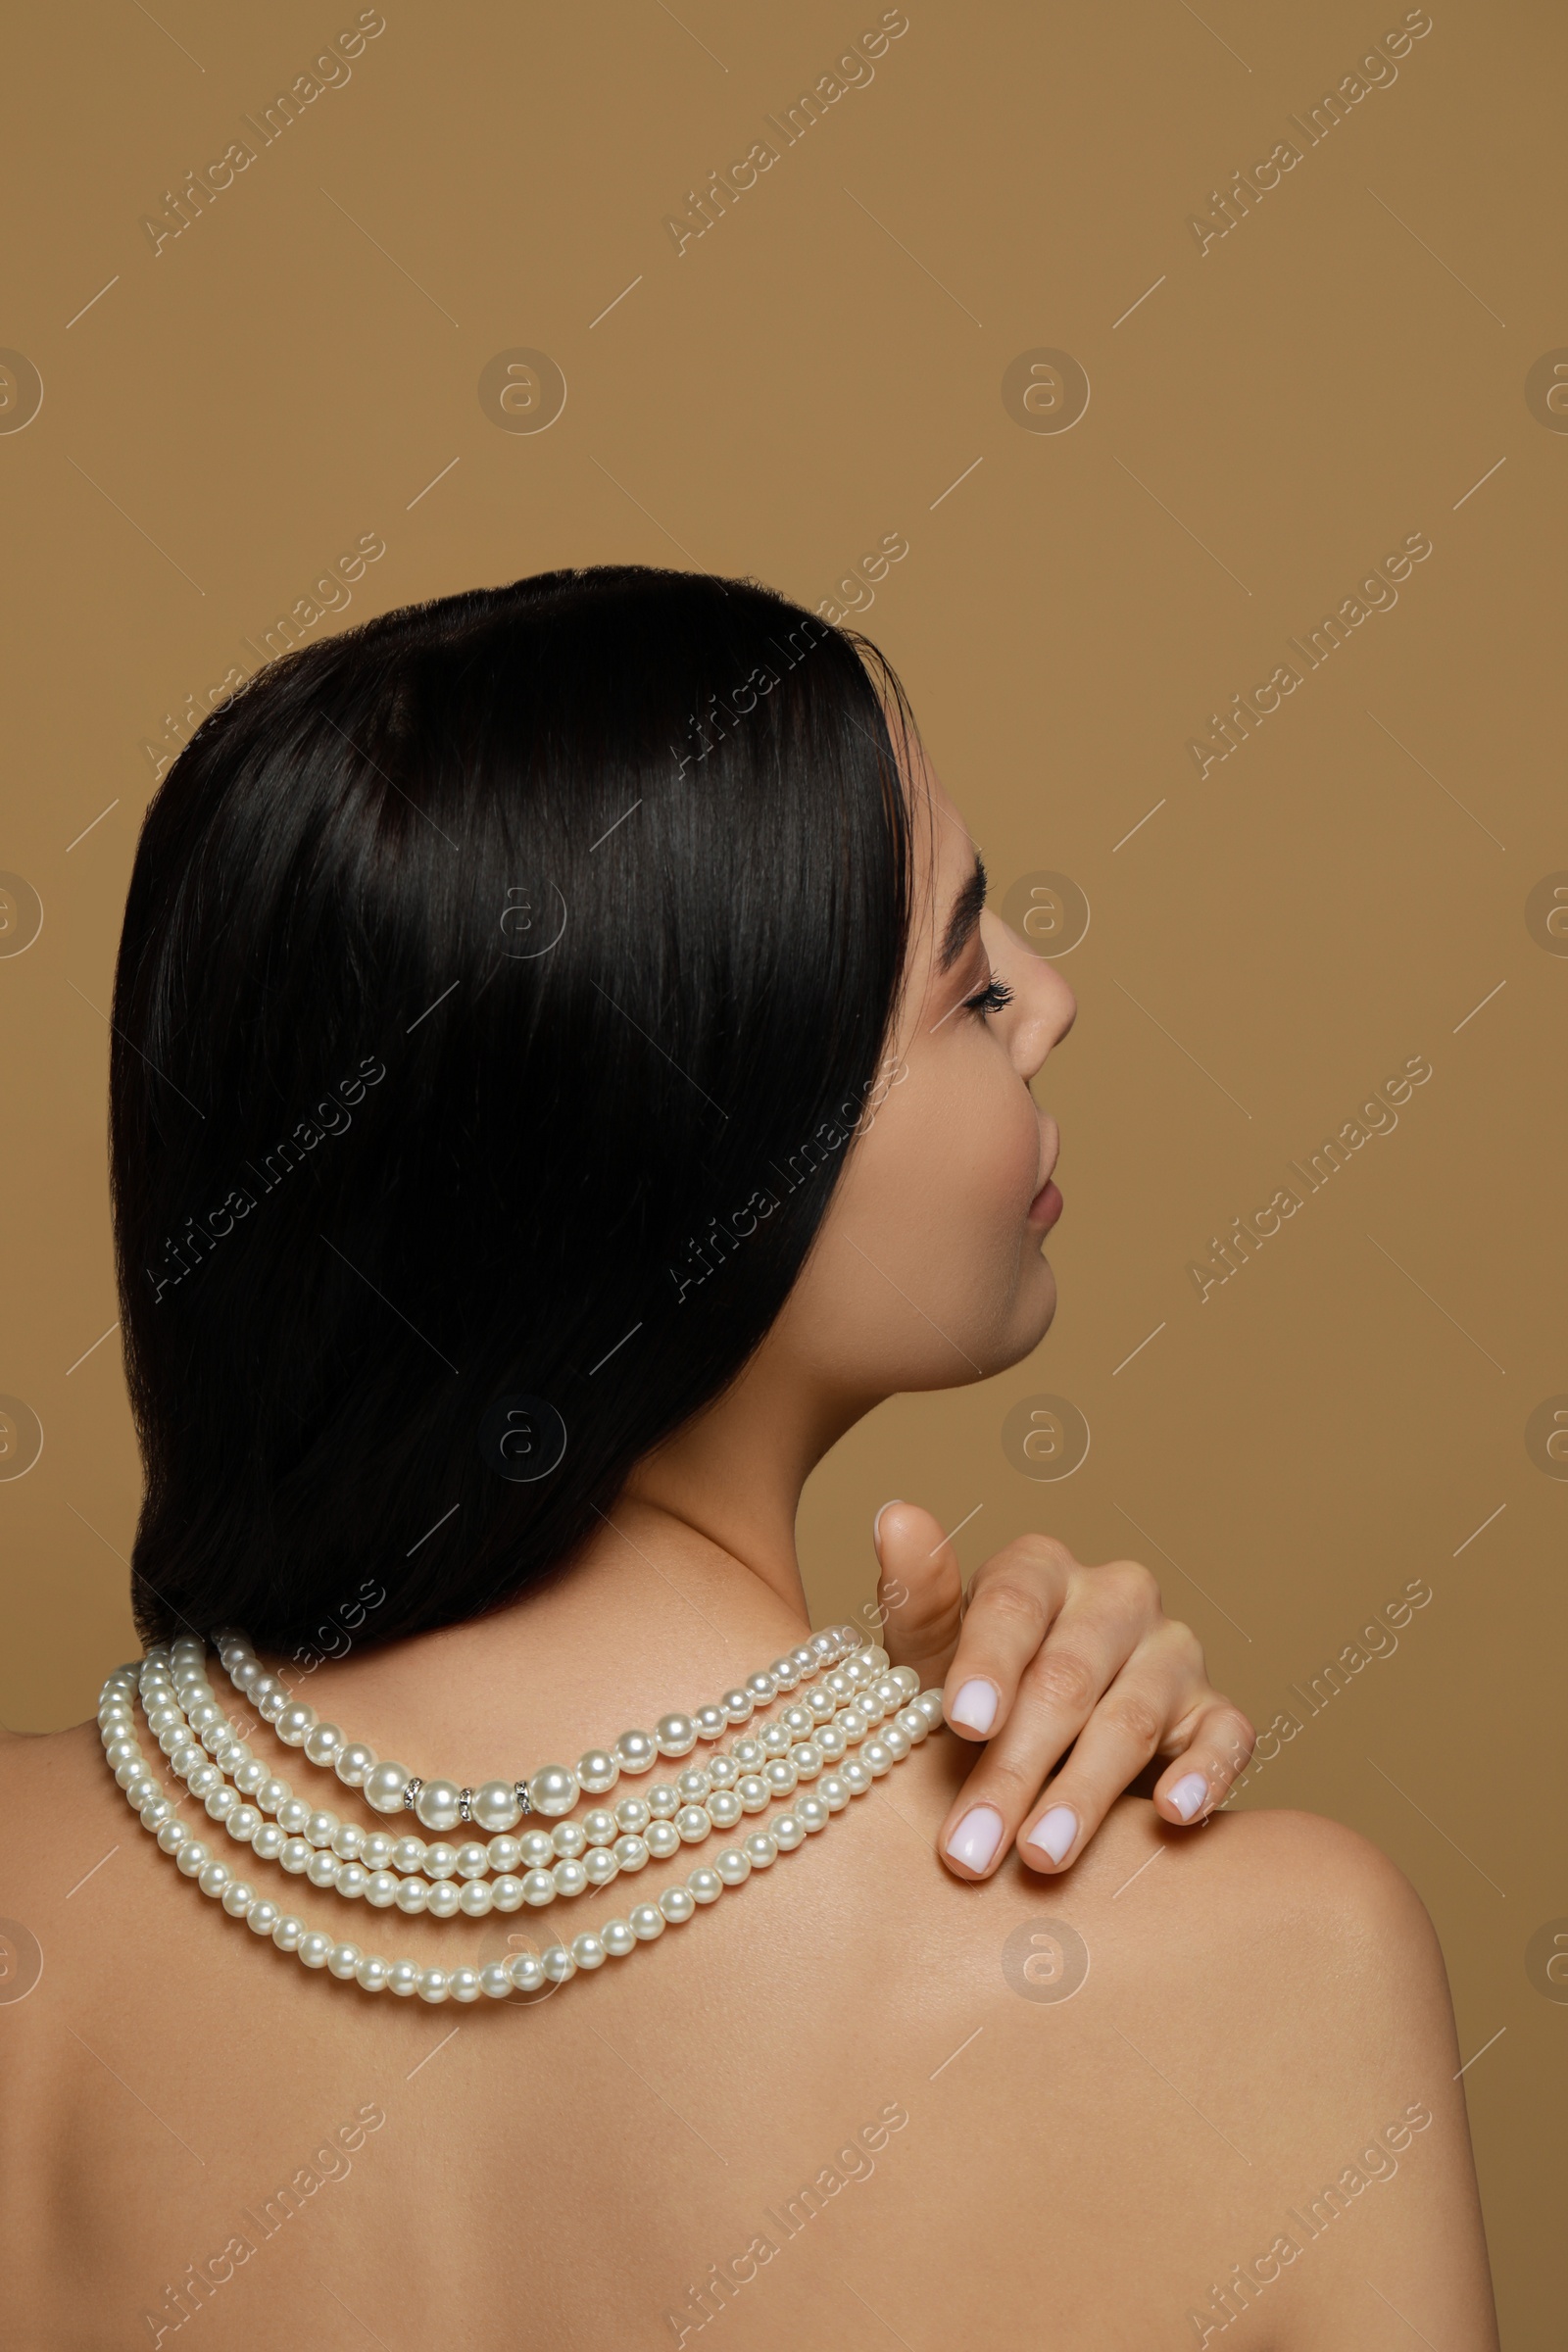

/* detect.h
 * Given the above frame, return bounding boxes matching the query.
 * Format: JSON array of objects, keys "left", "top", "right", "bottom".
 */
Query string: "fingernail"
[
  {"left": 948, "top": 1679, "right": 999, "bottom": 1736},
  {"left": 945, "top": 1804, "right": 1004, "bottom": 1873},
  {"left": 872, "top": 1499, "right": 903, "bottom": 1548},
  {"left": 1025, "top": 1805, "right": 1078, "bottom": 1865},
  {"left": 1169, "top": 1771, "right": 1207, "bottom": 1821}
]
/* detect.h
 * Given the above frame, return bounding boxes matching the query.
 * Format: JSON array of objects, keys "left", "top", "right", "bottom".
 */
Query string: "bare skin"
[{"left": 0, "top": 740, "right": 1496, "bottom": 2347}]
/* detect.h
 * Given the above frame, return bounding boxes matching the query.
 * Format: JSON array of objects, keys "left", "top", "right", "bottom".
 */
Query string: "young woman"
[{"left": 0, "top": 567, "right": 1496, "bottom": 2346}]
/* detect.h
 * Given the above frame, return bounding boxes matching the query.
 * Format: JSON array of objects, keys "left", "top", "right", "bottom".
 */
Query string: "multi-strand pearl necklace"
[{"left": 98, "top": 1626, "right": 947, "bottom": 2003}]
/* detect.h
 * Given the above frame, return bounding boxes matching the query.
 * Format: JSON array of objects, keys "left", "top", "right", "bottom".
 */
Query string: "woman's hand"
[{"left": 871, "top": 1500, "right": 1255, "bottom": 1879}]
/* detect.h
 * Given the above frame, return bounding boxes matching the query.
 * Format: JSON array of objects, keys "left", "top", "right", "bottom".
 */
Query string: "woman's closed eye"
[{"left": 963, "top": 973, "right": 1014, "bottom": 1019}]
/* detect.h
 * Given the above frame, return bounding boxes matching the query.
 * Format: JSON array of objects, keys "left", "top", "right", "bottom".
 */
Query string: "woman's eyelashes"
[{"left": 962, "top": 973, "right": 1014, "bottom": 1019}]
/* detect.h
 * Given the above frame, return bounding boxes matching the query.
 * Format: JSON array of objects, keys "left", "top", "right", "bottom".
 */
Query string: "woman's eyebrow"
[{"left": 937, "top": 853, "right": 988, "bottom": 973}]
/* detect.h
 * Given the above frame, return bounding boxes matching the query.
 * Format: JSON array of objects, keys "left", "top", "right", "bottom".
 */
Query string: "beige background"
[{"left": 0, "top": 0, "right": 1561, "bottom": 2336}]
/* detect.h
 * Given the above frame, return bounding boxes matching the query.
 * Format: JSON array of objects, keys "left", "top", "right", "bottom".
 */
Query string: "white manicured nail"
[
  {"left": 1026, "top": 1805, "right": 1078, "bottom": 1865},
  {"left": 945, "top": 1805, "right": 1004, "bottom": 1873},
  {"left": 1169, "top": 1772, "right": 1207, "bottom": 1821},
  {"left": 873, "top": 1499, "right": 902, "bottom": 1547},
  {"left": 948, "top": 1679, "right": 999, "bottom": 1735}
]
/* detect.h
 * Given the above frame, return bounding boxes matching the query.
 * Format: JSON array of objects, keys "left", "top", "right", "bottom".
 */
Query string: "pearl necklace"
[
  {"left": 99, "top": 1634, "right": 947, "bottom": 2003},
  {"left": 139, "top": 1629, "right": 909, "bottom": 1907},
  {"left": 211, "top": 1621, "right": 869, "bottom": 1828}
]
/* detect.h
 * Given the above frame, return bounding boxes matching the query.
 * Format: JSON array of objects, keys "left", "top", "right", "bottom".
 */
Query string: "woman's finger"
[
  {"left": 937, "top": 1587, "right": 1146, "bottom": 1878},
  {"left": 871, "top": 1500, "right": 965, "bottom": 1682},
  {"left": 934, "top": 1535, "right": 1076, "bottom": 1740},
  {"left": 1150, "top": 1702, "right": 1258, "bottom": 1825}
]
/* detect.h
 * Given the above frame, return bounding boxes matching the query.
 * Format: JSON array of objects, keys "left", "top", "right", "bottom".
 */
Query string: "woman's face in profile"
[{"left": 775, "top": 745, "right": 1077, "bottom": 1402}]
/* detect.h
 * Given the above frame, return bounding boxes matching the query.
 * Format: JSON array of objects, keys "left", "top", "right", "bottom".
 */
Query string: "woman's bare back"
[{"left": 1, "top": 1691, "right": 1495, "bottom": 2351}]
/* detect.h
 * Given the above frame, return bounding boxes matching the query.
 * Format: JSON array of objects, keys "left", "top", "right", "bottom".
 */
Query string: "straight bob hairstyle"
[{"left": 110, "top": 564, "right": 922, "bottom": 1661}]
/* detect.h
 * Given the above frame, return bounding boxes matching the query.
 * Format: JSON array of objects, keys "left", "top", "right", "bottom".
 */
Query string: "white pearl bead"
[
  {"left": 518, "top": 1830, "right": 556, "bottom": 1868},
  {"left": 365, "top": 1870, "right": 399, "bottom": 1908},
  {"left": 817, "top": 1775, "right": 851, "bottom": 1812},
  {"left": 842, "top": 1759, "right": 872, "bottom": 1795},
  {"left": 157, "top": 1818, "right": 187, "bottom": 1853},
  {"left": 581, "top": 1808, "right": 618, "bottom": 1847},
  {"left": 364, "top": 1833, "right": 396, "bottom": 1869},
  {"left": 416, "top": 1970, "right": 449, "bottom": 2002},
  {"left": 769, "top": 1656, "right": 802, "bottom": 1691},
  {"left": 601, "top": 1917, "right": 636, "bottom": 1957},
  {"left": 202, "top": 1786, "right": 236, "bottom": 1821},
  {"left": 470, "top": 1779, "right": 522, "bottom": 1832},
  {"left": 337, "top": 1863, "right": 368, "bottom": 1900},
  {"left": 527, "top": 1763, "right": 578, "bottom": 1817},
  {"left": 425, "top": 1881, "right": 462, "bottom": 1920},
  {"left": 720, "top": 1688, "right": 754, "bottom": 1724},
  {"left": 490, "top": 1876, "right": 524, "bottom": 1912},
  {"left": 275, "top": 1702, "right": 316, "bottom": 1747},
  {"left": 570, "top": 1932, "right": 607, "bottom": 1970},
  {"left": 612, "top": 1796, "right": 651, "bottom": 1837},
  {"left": 253, "top": 1824, "right": 285, "bottom": 1861},
  {"left": 449, "top": 1967, "right": 482, "bottom": 2003},
  {"left": 479, "top": 1963, "right": 514, "bottom": 1999},
  {"left": 392, "top": 1836, "right": 427, "bottom": 1875},
  {"left": 655, "top": 1712, "right": 697, "bottom": 1758},
  {"left": 424, "top": 1843, "right": 459, "bottom": 1879},
  {"left": 735, "top": 1776, "right": 769, "bottom": 1814},
  {"left": 306, "top": 1851, "right": 337, "bottom": 1889},
  {"left": 388, "top": 1960, "right": 420, "bottom": 1996},
  {"left": 306, "top": 1809, "right": 338, "bottom": 1847},
  {"left": 744, "top": 1671, "right": 774, "bottom": 1703},
  {"left": 364, "top": 1761, "right": 412, "bottom": 1814},
  {"left": 394, "top": 1876, "right": 429, "bottom": 1914},
  {"left": 646, "top": 1784, "right": 679, "bottom": 1819},
  {"left": 303, "top": 1722, "right": 344, "bottom": 1766},
  {"left": 796, "top": 1795, "right": 828, "bottom": 1833},
  {"left": 550, "top": 1820, "right": 587, "bottom": 1861},
  {"left": 511, "top": 1951, "right": 548, "bottom": 1992},
  {"left": 657, "top": 1885, "right": 695, "bottom": 1924},
  {"left": 763, "top": 1758, "right": 798, "bottom": 1794},
  {"left": 613, "top": 1728, "right": 657, "bottom": 1774},
  {"left": 279, "top": 1838, "right": 312, "bottom": 1875},
  {"left": 552, "top": 1859, "right": 587, "bottom": 1899},
  {"left": 575, "top": 1748, "right": 619, "bottom": 1795},
  {"left": 256, "top": 1777, "right": 291, "bottom": 1814},
  {"left": 583, "top": 1847, "right": 619, "bottom": 1887},
  {"left": 705, "top": 1789, "right": 742, "bottom": 1831},
  {"left": 458, "top": 1880, "right": 493, "bottom": 1917},
  {"left": 541, "top": 1944, "right": 576, "bottom": 1983},
  {"left": 247, "top": 1899, "right": 279, "bottom": 1936},
  {"left": 881, "top": 1724, "right": 910, "bottom": 1762},
  {"left": 275, "top": 1797, "right": 311, "bottom": 1836},
  {"left": 675, "top": 1766, "right": 711, "bottom": 1803},
  {"left": 743, "top": 1831, "right": 778, "bottom": 1869},
  {"left": 674, "top": 1804, "right": 710, "bottom": 1844},
  {"left": 234, "top": 1758, "right": 268, "bottom": 1794},
  {"left": 327, "top": 1941, "right": 361, "bottom": 1980},
  {"left": 521, "top": 1870, "right": 557, "bottom": 1907},
  {"left": 694, "top": 1704, "right": 728, "bottom": 1740},
  {"left": 613, "top": 1836, "right": 649, "bottom": 1873},
  {"left": 714, "top": 1846, "right": 752, "bottom": 1886},
  {"left": 644, "top": 1821, "right": 680, "bottom": 1861},
  {"left": 356, "top": 1954, "right": 390, "bottom": 1991},
  {"left": 272, "top": 1915, "right": 305, "bottom": 1951},
  {"left": 771, "top": 1814, "right": 806, "bottom": 1852},
  {"left": 334, "top": 1741, "right": 377, "bottom": 1788},
  {"left": 415, "top": 1779, "right": 463, "bottom": 1833},
  {"left": 629, "top": 1902, "right": 665, "bottom": 1940},
  {"left": 687, "top": 1867, "right": 722, "bottom": 1904},
  {"left": 197, "top": 1860, "right": 230, "bottom": 1898},
  {"left": 175, "top": 1839, "right": 211, "bottom": 1877},
  {"left": 861, "top": 1739, "right": 893, "bottom": 1777},
  {"left": 487, "top": 1837, "right": 523, "bottom": 1874}
]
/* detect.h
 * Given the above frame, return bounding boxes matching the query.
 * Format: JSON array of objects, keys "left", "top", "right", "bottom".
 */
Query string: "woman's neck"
[{"left": 247, "top": 1338, "right": 877, "bottom": 1788}]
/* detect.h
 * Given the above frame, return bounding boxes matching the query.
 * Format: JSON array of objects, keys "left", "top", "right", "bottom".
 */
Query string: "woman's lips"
[{"left": 1028, "top": 1177, "right": 1062, "bottom": 1233}]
